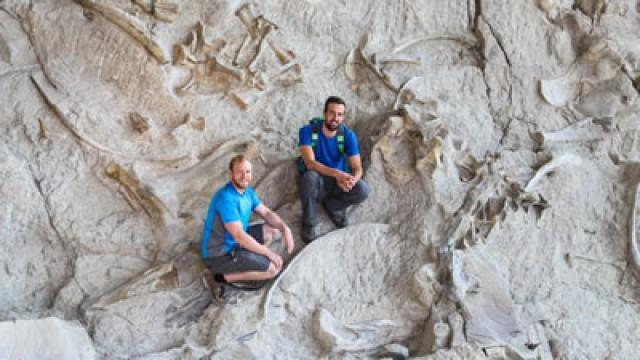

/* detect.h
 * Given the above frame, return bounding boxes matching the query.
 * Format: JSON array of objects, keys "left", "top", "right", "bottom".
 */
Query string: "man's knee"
[
  {"left": 265, "top": 263, "right": 280, "bottom": 278},
  {"left": 301, "top": 170, "right": 322, "bottom": 187},
  {"left": 351, "top": 179, "right": 370, "bottom": 203},
  {"left": 300, "top": 170, "right": 323, "bottom": 198}
]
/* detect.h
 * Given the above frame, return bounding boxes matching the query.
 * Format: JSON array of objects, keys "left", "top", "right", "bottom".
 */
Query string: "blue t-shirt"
[
  {"left": 298, "top": 123, "right": 359, "bottom": 171},
  {"left": 200, "top": 182, "right": 261, "bottom": 258}
]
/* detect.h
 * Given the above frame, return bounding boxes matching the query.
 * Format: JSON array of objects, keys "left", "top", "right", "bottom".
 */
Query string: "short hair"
[
  {"left": 323, "top": 96, "right": 346, "bottom": 113},
  {"left": 229, "top": 154, "right": 248, "bottom": 171}
]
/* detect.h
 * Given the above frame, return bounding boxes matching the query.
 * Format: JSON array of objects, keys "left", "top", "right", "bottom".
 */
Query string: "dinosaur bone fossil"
[
  {"left": 530, "top": 117, "right": 609, "bottom": 149},
  {"left": 207, "top": 56, "right": 246, "bottom": 82},
  {"left": 234, "top": 4, "right": 294, "bottom": 67},
  {"left": 133, "top": 0, "right": 180, "bottom": 22},
  {"left": 448, "top": 312, "right": 466, "bottom": 347},
  {"left": 74, "top": 0, "right": 168, "bottom": 64},
  {"left": 524, "top": 153, "right": 584, "bottom": 192},
  {"left": 312, "top": 308, "right": 413, "bottom": 353},
  {"left": 628, "top": 169, "right": 640, "bottom": 277},
  {"left": 355, "top": 33, "right": 477, "bottom": 90},
  {"left": 32, "top": 72, "right": 188, "bottom": 163},
  {"left": 129, "top": 112, "right": 151, "bottom": 134},
  {"left": 431, "top": 321, "right": 451, "bottom": 352},
  {"left": 105, "top": 162, "right": 171, "bottom": 220}
]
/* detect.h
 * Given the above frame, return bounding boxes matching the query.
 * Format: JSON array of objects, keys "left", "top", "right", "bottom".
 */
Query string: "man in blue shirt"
[
  {"left": 298, "top": 96, "right": 370, "bottom": 243},
  {"left": 201, "top": 155, "right": 294, "bottom": 291}
]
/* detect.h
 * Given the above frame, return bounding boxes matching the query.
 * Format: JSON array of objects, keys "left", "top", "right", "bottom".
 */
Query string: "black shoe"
[
  {"left": 202, "top": 271, "right": 225, "bottom": 305},
  {"left": 227, "top": 280, "right": 268, "bottom": 291},
  {"left": 301, "top": 224, "right": 317, "bottom": 243},
  {"left": 322, "top": 202, "right": 348, "bottom": 228}
]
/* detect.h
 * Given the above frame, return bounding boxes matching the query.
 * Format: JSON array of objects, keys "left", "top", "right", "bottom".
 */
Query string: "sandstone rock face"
[
  {"left": 0, "top": 317, "right": 96, "bottom": 360},
  {"left": 2, "top": 0, "right": 640, "bottom": 359}
]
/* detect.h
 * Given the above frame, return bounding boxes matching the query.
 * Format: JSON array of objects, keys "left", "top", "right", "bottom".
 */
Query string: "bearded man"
[{"left": 297, "top": 96, "right": 370, "bottom": 243}]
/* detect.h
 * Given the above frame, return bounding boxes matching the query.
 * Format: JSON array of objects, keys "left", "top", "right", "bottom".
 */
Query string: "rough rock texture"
[
  {"left": 2, "top": 0, "right": 640, "bottom": 359},
  {"left": 0, "top": 317, "right": 96, "bottom": 360}
]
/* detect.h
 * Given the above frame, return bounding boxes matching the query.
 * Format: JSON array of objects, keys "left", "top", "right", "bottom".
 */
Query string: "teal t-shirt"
[
  {"left": 298, "top": 123, "right": 359, "bottom": 171},
  {"left": 200, "top": 182, "right": 261, "bottom": 257}
]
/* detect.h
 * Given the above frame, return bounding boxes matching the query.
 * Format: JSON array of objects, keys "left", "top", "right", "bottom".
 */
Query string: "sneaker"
[
  {"left": 322, "top": 202, "right": 348, "bottom": 228},
  {"left": 301, "top": 224, "right": 317, "bottom": 244},
  {"left": 202, "top": 271, "right": 225, "bottom": 305},
  {"left": 227, "top": 280, "right": 268, "bottom": 291}
]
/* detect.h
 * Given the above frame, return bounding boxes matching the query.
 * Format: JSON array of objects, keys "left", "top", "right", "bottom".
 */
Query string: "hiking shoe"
[
  {"left": 202, "top": 271, "right": 225, "bottom": 305},
  {"left": 227, "top": 280, "right": 268, "bottom": 291},
  {"left": 301, "top": 224, "right": 317, "bottom": 244},
  {"left": 322, "top": 202, "right": 348, "bottom": 228}
]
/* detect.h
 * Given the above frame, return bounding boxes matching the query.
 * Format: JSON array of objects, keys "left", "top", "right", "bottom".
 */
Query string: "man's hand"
[
  {"left": 266, "top": 251, "right": 283, "bottom": 272},
  {"left": 336, "top": 171, "right": 356, "bottom": 192}
]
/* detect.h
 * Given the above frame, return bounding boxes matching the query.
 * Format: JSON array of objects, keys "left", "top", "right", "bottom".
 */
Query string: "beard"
[
  {"left": 231, "top": 178, "right": 248, "bottom": 190},
  {"left": 325, "top": 120, "right": 338, "bottom": 131}
]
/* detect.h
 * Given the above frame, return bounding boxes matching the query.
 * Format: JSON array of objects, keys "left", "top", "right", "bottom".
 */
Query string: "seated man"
[
  {"left": 200, "top": 155, "right": 294, "bottom": 298},
  {"left": 298, "top": 96, "right": 370, "bottom": 243}
]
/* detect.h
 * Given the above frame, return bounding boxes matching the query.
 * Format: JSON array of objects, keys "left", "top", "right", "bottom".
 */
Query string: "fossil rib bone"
[
  {"left": 524, "top": 153, "right": 583, "bottom": 192},
  {"left": 32, "top": 72, "right": 187, "bottom": 162},
  {"left": 74, "top": 0, "right": 168, "bottom": 64}
]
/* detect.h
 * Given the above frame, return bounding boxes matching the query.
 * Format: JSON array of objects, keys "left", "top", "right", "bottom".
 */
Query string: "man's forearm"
[
  {"left": 262, "top": 208, "right": 288, "bottom": 233},
  {"left": 350, "top": 165, "right": 363, "bottom": 182},
  {"left": 233, "top": 231, "right": 272, "bottom": 257},
  {"left": 306, "top": 159, "right": 343, "bottom": 178}
]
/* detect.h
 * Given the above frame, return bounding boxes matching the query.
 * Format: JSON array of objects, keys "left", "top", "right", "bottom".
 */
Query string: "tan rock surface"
[{"left": 2, "top": 0, "right": 640, "bottom": 359}]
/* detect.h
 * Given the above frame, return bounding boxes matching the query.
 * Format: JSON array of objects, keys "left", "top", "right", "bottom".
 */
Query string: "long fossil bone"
[
  {"left": 74, "top": 0, "right": 168, "bottom": 64},
  {"left": 628, "top": 166, "right": 640, "bottom": 277},
  {"left": 105, "top": 162, "right": 172, "bottom": 219}
]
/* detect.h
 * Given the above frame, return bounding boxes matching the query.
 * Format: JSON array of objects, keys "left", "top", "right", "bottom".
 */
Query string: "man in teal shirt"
[{"left": 201, "top": 155, "right": 294, "bottom": 287}]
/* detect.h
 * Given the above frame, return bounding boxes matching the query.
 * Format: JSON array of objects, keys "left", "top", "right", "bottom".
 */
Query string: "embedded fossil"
[
  {"left": 524, "top": 153, "right": 584, "bottom": 192},
  {"left": 536, "top": 0, "right": 559, "bottom": 18},
  {"left": 312, "top": 308, "right": 413, "bottom": 353},
  {"left": 133, "top": 0, "right": 180, "bottom": 22},
  {"left": 432, "top": 321, "right": 451, "bottom": 352},
  {"left": 344, "top": 48, "right": 359, "bottom": 81},
  {"left": 37, "top": 118, "right": 48, "bottom": 140},
  {"left": 173, "top": 22, "right": 230, "bottom": 93},
  {"left": 105, "top": 162, "right": 171, "bottom": 220},
  {"left": 270, "top": 62, "right": 303, "bottom": 87},
  {"left": 358, "top": 33, "right": 478, "bottom": 91},
  {"left": 231, "top": 88, "right": 263, "bottom": 110},
  {"left": 32, "top": 72, "right": 188, "bottom": 163},
  {"left": 538, "top": 38, "right": 635, "bottom": 119},
  {"left": 539, "top": 73, "right": 574, "bottom": 107},
  {"left": 564, "top": 252, "right": 627, "bottom": 271},
  {"left": 628, "top": 170, "right": 640, "bottom": 277},
  {"left": 0, "top": 33, "right": 10, "bottom": 64},
  {"left": 235, "top": 4, "right": 293, "bottom": 66},
  {"left": 74, "top": 0, "right": 168, "bottom": 64},
  {"left": 189, "top": 115, "right": 205, "bottom": 131},
  {"left": 448, "top": 312, "right": 466, "bottom": 347},
  {"left": 129, "top": 112, "right": 151, "bottom": 134},
  {"left": 531, "top": 117, "right": 609, "bottom": 149},
  {"left": 208, "top": 55, "right": 246, "bottom": 82}
]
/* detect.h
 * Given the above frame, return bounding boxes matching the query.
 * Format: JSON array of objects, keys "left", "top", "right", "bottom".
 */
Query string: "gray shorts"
[{"left": 203, "top": 224, "right": 270, "bottom": 275}]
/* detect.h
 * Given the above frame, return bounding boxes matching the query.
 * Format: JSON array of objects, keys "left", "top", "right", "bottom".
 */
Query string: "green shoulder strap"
[{"left": 309, "top": 117, "right": 345, "bottom": 154}]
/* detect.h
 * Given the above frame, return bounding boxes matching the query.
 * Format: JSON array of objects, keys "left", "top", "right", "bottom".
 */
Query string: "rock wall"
[{"left": 1, "top": 0, "right": 640, "bottom": 359}]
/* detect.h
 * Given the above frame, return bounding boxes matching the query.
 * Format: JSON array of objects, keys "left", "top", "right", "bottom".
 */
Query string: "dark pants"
[
  {"left": 203, "top": 224, "right": 270, "bottom": 275},
  {"left": 299, "top": 171, "right": 370, "bottom": 227}
]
